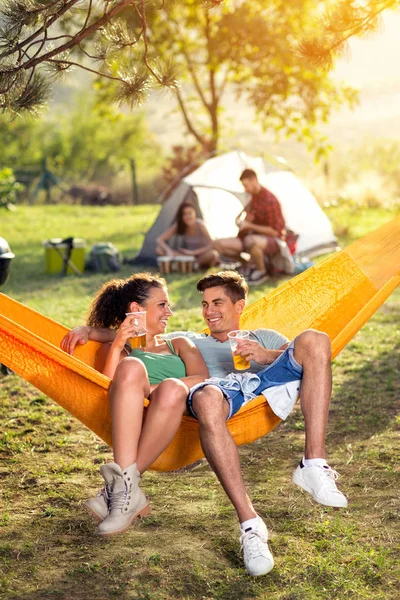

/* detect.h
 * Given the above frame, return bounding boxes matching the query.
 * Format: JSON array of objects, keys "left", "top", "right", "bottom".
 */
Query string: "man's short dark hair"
[
  {"left": 196, "top": 271, "right": 248, "bottom": 302},
  {"left": 240, "top": 169, "right": 257, "bottom": 181}
]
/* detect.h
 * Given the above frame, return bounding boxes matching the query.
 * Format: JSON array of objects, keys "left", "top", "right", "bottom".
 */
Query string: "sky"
[
  {"left": 328, "top": 10, "right": 400, "bottom": 144},
  {"left": 332, "top": 10, "right": 400, "bottom": 88}
]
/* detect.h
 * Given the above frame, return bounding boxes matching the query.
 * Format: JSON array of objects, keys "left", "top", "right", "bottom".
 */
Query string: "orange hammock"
[{"left": 1, "top": 217, "right": 399, "bottom": 471}]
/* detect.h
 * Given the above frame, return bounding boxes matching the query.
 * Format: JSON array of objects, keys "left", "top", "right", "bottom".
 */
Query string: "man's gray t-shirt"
[{"left": 166, "top": 329, "right": 289, "bottom": 377}]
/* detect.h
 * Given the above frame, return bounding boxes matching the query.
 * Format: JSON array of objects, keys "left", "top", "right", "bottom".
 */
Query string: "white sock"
[
  {"left": 240, "top": 516, "right": 260, "bottom": 532},
  {"left": 302, "top": 457, "right": 328, "bottom": 468}
]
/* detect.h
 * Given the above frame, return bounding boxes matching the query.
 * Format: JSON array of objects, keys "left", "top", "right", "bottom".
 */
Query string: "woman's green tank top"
[{"left": 128, "top": 339, "right": 186, "bottom": 384}]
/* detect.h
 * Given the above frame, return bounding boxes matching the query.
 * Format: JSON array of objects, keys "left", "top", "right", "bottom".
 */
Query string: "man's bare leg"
[
  {"left": 244, "top": 235, "right": 279, "bottom": 275},
  {"left": 293, "top": 329, "right": 332, "bottom": 459},
  {"left": 249, "top": 244, "right": 265, "bottom": 272},
  {"left": 192, "top": 386, "right": 256, "bottom": 522},
  {"left": 292, "top": 329, "right": 347, "bottom": 507},
  {"left": 192, "top": 385, "right": 274, "bottom": 576},
  {"left": 213, "top": 237, "right": 243, "bottom": 259}
]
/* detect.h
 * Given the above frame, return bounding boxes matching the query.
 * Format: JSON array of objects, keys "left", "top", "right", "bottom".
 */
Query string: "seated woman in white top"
[{"left": 156, "top": 201, "right": 219, "bottom": 268}]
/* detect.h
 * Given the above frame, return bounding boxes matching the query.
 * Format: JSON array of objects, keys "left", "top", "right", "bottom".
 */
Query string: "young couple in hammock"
[{"left": 61, "top": 270, "right": 347, "bottom": 577}]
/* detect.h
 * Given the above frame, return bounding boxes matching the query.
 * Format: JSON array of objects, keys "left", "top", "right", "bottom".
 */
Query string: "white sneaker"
[
  {"left": 84, "top": 486, "right": 110, "bottom": 522},
  {"left": 292, "top": 460, "right": 348, "bottom": 508},
  {"left": 240, "top": 517, "right": 274, "bottom": 576},
  {"left": 248, "top": 270, "right": 269, "bottom": 286}
]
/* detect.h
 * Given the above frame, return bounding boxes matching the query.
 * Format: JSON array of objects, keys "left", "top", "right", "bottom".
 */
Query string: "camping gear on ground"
[
  {"left": 85, "top": 242, "right": 121, "bottom": 273},
  {"left": 131, "top": 151, "right": 338, "bottom": 267},
  {"left": 0, "top": 238, "right": 15, "bottom": 373},
  {"left": 0, "top": 237, "right": 15, "bottom": 286},
  {"left": 157, "top": 256, "right": 172, "bottom": 274},
  {"left": 157, "top": 255, "right": 197, "bottom": 275},
  {"left": 0, "top": 217, "right": 399, "bottom": 471},
  {"left": 294, "top": 256, "right": 315, "bottom": 275},
  {"left": 267, "top": 238, "right": 295, "bottom": 276},
  {"left": 174, "top": 255, "right": 196, "bottom": 274},
  {"left": 285, "top": 229, "right": 298, "bottom": 255},
  {"left": 43, "top": 238, "right": 85, "bottom": 276}
]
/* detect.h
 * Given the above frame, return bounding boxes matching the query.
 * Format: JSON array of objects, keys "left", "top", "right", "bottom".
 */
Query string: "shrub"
[{"left": 0, "top": 168, "right": 24, "bottom": 208}]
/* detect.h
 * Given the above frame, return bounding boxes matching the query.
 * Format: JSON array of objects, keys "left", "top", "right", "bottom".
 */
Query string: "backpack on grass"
[{"left": 85, "top": 242, "right": 122, "bottom": 273}]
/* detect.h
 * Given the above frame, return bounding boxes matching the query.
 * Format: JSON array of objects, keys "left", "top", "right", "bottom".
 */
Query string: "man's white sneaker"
[
  {"left": 97, "top": 462, "right": 150, "bottom": 536},
  {"left": 292, "top": 460, "right": 348, "bottom": 508},
  {"left": 240, "top": 517, "right": 274, "bottom": 576},
  {"left": 84, "top": 486, "right": 110, "bottom": 521},
  {"left": 248, "top": 270, "right": 269, "bottom": 286}
]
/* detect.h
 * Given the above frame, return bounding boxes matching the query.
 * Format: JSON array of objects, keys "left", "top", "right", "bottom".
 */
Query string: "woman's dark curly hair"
[
  {"left": 176, "top": 201, "right": 197, "bottom": 236},
  {"left": 86, "top": 273, "right": 167, "bottom": 329}
]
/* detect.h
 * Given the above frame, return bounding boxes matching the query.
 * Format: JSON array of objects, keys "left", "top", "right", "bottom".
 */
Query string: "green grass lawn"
[{"left": 0, "top": 204, "right": 399, "bottom": 599}]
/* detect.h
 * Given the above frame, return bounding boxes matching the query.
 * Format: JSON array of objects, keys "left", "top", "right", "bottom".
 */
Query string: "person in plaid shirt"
[{"left": 214, "top": 169, "right": 286, "bottom": 284}]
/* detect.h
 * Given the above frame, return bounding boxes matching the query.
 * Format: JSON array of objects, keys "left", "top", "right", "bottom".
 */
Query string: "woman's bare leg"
[
  {"left": 109, "top": 357, "right": 150, "bottom": 469},
  {"left": 136, "top": 378, "right": 189, "bottom": 473},
  {"left": 197, "top": 249, "right": 220, "bottom": 268}
]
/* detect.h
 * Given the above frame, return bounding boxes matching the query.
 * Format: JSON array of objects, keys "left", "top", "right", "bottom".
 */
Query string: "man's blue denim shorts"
[{"left": 187, "top": 341, "right": 303, "bottom": 420}]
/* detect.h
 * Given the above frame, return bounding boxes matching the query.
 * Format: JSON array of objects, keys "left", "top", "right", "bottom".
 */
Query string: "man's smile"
[{"left": 207, "top": 316, "right": 222, "bottom": 325}]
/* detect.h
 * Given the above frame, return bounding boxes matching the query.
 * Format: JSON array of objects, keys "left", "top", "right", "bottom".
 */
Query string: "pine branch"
[
  {"left": 297, "top": 0, "right": 400, "bottom": 68},
  {"left": 46, "top": 57, "right": 125, "bottom": 81},
  {"left": 8, "top": 0, "right": 133, "bottom": 73},
  {"left": 114, "top": 65, "right": 151, "bottom": 107},
  {"left": 0, "top": 0, "right": 81, "bottom": 60},
  {"left": 1, "top": 70, "right": 51, "bottom": 112},
  {"left": 133, "top": 0, "right": 164, "bottom": 85}
]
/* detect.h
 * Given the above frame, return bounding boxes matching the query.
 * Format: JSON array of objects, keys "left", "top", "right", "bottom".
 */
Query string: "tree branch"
[
  {"left": 81, "top": 0, "right": 93, "bottom": 33},
  {"left": 166, "top": 13, "right": 210, "bottom": 112},
  {"left": 7, "top": 0, "right": 135, "bottom": 74},
  {"left": 216, "top": 65, "right": 230, "bottom": 104},
  {"left": 24, "top": 33, "right": 74, "bottom": 58},
  {"left": 24, "top": 20, "right": 49, "bottom": 62},
  {"left": 133, "top": 0, "right": 164, "bottom": 85},
  {"left": 299, "top": 0, "right": 398, "bottom": 66},
  {"left": 0, "top": 0, "right": 81, "bottom": 60},
  {"left": 175, "top": 88, "right": 206, "bottom": 147},
  {"left": 204, "top": 10, "right": 218, "bottom": 147},
  {"left": 46, "top": 58, "right": 125, "bottom": 82}
]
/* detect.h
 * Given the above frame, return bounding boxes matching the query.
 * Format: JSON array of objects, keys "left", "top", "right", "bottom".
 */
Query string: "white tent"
[{"left": 132, "top": 151, "right": 337, "bottom": 265}]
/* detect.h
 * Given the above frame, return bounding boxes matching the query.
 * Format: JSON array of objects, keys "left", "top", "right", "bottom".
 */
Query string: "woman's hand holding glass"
[{"left": 112, "top": 315, "right": 147, "bottom": 352}]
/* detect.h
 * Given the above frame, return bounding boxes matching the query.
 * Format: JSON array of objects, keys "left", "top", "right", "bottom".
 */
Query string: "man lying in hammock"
[{"left": 62, "top": 270, "right": 347, "bottom": 578}]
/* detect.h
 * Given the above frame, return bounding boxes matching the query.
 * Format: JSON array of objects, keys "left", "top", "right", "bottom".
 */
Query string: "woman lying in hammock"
[{"left": 81, "top": 273, "right": 208, "bottom": 536}]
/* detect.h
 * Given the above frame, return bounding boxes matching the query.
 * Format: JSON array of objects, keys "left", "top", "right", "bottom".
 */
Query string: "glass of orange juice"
[
  {"left": 227, "top": 330, "right": 251, "bottom": 370},
  {"left": 125, "top": 311, "right": 147, "bottom": 349}
]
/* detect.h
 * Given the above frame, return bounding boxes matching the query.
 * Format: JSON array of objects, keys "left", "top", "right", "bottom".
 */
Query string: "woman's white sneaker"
[
  {"left": 240, "top": 517, "right": 274, "bottom": 576},
  {"left": 292, "top": 460, "right": 348, "bottom": 508}
]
